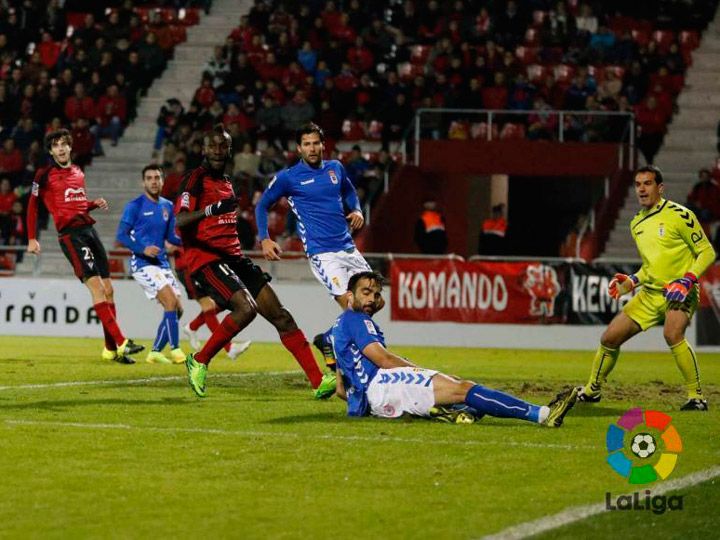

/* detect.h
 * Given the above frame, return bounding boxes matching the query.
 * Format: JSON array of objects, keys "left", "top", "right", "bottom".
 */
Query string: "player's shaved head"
[{"left": 634, "top": 165, "right": 664, "bottom": 185}]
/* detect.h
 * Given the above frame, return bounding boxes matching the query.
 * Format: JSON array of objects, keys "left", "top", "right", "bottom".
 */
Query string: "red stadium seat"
[
  {"left": 108, "top": 258, "right": 125, "bottom": 278},
  {"left": 500, "top": 123, "right": 526, "bottom": 140},
  {"left": 515, "top": 46, "right": 539, "bottom": 65},
  {"left": 65, "top": 12, "right": 88, "bottom": 28},
  {"left": 410, "top": 45, "right": 431, "bottom": 65}
]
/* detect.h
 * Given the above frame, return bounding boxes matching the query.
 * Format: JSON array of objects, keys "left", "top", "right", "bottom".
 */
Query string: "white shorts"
[
  {"left": 308, "top": 248, "right": 372, "bottom": 297},
  {"left": 367, "top": 367, "right": 438, "bottom": 418},
  {"left": 132, "top": 266, "right": 181, "bottom": 300}
]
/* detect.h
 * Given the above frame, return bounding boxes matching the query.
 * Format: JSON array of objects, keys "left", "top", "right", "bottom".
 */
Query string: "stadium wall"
[{"left": 0, "top": 278, "right": 680, "bottom": 351}]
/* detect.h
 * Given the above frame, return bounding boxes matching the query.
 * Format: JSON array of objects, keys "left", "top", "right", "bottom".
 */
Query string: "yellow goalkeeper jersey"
[{"left": 629, "top": 198, "right": 716, "bottom": 291}]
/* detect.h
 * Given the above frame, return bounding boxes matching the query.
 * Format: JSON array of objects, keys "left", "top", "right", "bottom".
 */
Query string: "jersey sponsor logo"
[
  {"left": 658, "top": 223, "right": 665, "bottom": 237},
  {"left": 143, "top": 211, "right": 154, "bottom": 216},
  {"left": 180, "top": 192, "right": 190, "bottom": 209},
  {"left": 31, "top": 182, "right": 39, "bottom": 196},
  {"left": 364, "top": 320, "right": 377, "bottom": 335},
  {"left": 63, "top": 187, "right": 87, "bottom": 202},
  {"left": 162, "top": 208, "right": 169, "bottom": 221},
  {"left": 300, "top": 178, "right": 315, "bottom": 185},
  {"left": 328, "top": 170, "right": 338, "bottom": 184}
]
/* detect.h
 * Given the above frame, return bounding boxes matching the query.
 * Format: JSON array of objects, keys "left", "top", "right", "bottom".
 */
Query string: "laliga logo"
[{"left": 606, "top": 407, "right": 682, "bottom": 484}]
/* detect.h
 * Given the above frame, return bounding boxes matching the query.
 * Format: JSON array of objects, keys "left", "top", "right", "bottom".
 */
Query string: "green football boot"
[
  {"left": 314, "top": 372, "right": 337, "bottom": 400},
  {"left": 185, "top": 353, "right": 208, "bottom": 397},
  {"left": 542, "top": 387, "right": 578, "bottom": 427}
]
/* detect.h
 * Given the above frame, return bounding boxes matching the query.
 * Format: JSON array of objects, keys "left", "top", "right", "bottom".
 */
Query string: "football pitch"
[{"left": 0, "top": 336, "right": 717, "bottom": 539}]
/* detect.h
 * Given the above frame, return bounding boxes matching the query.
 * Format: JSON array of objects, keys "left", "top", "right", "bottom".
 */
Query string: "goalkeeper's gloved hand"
[
  {"left": 204, "top": 198, "right": 238, "bottom": 217},
  {"left": 663, "top": 272, "right": 697, "bottom": 303},
  {"left": 608, "top": 273, "right": 638, "bottom": 300}
]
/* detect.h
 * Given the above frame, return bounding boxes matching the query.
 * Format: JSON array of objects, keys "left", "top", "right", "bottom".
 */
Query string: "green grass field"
[{"left": 0, "top": 336, "right": 718, "bottom": 539}]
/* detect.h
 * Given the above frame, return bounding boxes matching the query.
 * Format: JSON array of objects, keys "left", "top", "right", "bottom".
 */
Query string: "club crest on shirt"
[
  {"left": 162, "top": 208, "right": 169, "bottom": 221},
  {"left": 658, "top": 223, "right": 665, "bottom": 237},
  {"left": 328, "top": 170, "right": 338, "bottom": 184}
]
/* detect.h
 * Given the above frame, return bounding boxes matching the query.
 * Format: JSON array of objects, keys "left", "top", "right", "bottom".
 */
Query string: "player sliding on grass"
[
  {"left": 116, "top": 164, "right": 186, "bottom": 365},
  {"left": 27, "top": 129, "right": 143, "bottom": 363},
  {"left": 256, "top": 123, "right": 376, "bottom": 394},
  {"left": 577, "top": 166, "right": 716, "bottom": 411},
  {"left": 332, "top": 272, "right": 578, "bottom": 426},
  {"left": 176, "top": 124, "right": 333, "bottom": 398}
]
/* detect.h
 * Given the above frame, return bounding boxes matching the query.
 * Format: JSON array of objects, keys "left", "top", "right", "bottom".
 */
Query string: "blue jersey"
[
  {"left": 332, "top": 309, "right": 384, "bottom": 416},
  {"left": 255, "top": 159, "right": 361, "bottom": 256},
  {"left": 117, "top": 194, "right": 181, "bottom": 272}
]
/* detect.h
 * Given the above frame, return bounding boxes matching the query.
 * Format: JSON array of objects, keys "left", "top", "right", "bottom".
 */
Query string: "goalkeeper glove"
[
  {"left": 663, "top": 272, "right": 697, "bottom": 303},
  {"left": 204, "top": 198, "right": 237, "bottom": 217},
  {"left": 608, "top": 273, "right": 638, "bottom": 300}
]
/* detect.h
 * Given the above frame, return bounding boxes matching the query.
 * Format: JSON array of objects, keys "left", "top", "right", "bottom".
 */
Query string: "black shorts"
[
  {"left": 58, "top": 226, "right": 109, "bottom": 281},
  {"left": 191, "top": 257, "right": 271, "bottom": 309},
  {"left": 176, "top": 268, "right": 206, "bottom": 300}
]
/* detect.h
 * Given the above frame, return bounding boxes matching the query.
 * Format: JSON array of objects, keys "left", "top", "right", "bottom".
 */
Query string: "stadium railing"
[{"left": 400, "top": 108, "right": 636, "bottom": 169}]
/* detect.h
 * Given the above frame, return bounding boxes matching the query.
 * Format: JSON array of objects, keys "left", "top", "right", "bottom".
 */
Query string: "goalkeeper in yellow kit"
[{"left": 578, "top": 166, "right": 716, "bottom": 410}]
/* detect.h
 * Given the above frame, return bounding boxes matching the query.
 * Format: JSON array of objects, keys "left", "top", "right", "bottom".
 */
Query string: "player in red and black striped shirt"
[
  {"left": 176, "top": 124, "right": 328, "bottom": 397},
  {"left": 26, "top": 129, "right": 143, "bottom": 363}
]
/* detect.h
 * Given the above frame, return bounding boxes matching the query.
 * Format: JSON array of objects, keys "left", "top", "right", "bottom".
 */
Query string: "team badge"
[
  {"left": 328, "top": 170, "right": 338, "bottom": 184},
  {"left": 658, "top": 223, "right": 665, "bottom": 237},
  {"left": 162, "top": 208, "right": 169, "bottom": 221}
]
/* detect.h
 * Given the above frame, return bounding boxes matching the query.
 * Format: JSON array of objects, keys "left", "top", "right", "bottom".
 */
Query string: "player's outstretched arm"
[{"left": 362, "top": 342, "right": 417, "bottom": 369}]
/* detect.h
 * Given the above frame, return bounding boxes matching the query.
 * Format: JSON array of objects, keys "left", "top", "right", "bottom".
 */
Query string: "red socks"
[
  {"left": 188, "top": 311, "right": 205, "bottom": 331},
  {"left": 94, "top": 301, "right": 125, "bottom": 347},
  {"left": 203, "top": 309, "right": 231, "bottom": 352},
  {"left": 280, "top": 329, "right": 323, "bottom": 388},
  {"left": 195, "top": 315, "right": 242, "bottom": 365}
]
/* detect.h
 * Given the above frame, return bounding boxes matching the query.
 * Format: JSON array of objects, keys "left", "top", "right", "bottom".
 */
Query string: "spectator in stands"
[
  {"left": 64, "top": 82, "right": 95, "bottom": 124},
  {"left": 528, "top": 96, "right": 558, "bottom": 140},
  {"left": 686, "top": 168, "right": 720, "bottom": 234},
  {"left": 0, "top": 177, "right": 16, "bottom": 242},
  {"left": 0, "top": 139, "right": 24, "bottom": 182},
  {"left": 281, "top": 90, "right": 315, "bottom": 140},
  {"left": 154, "top": 98, "right": 184, "bottom": 154},
  {"left": 575, "top": 3, "right": 598, "bottom": 36},
  {"left": 71, "top": 117, "right": 95, "bottom": 170},
  {"left": 257, "top": 145, "right": 285, "bottom": 184},
  {"left": 414, "top": 199, "right": 447, "bottom": 255},
  {"left": 479, "top": 204, "right": 508, "bottom": 255},
  {"left": 91, "top": 84, "right": 126, "bottom": 154},
  {"left": 635, "top": 95, "right": 667, "bottom": 164},
  {"left": 233, "top": 142, "right": 260, "bottom": 178},
  {"left": 8, "top": 199, "right": 25, "bottom": 261},
  {"left": 137, "top": 32, "right": 167, "bottom": 81},
  {"left": 345, "top": 145, "right": 370, "bottom": 186},
  {"left": 380, "top": 92, "right": 413, "bottom": 149},
  {"left": 11, "top": 117, "right": 42, "bottom": 153},
  {"left": 205, "top": 45, "right": 231, "bottom": 89},
  {"left": 161, "top": 160, "right": 186, "bottom": 202}
]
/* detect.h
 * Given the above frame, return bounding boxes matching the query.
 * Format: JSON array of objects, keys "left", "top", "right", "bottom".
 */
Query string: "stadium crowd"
[
  {"left": 0, "top": 0, "right": 207, "bottom": 264},
  {"left": 153, "top": 0, "right": 714, "bottom": 249}
]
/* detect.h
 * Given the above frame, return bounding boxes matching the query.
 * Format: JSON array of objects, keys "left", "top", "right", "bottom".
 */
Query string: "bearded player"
[
  {"left": 176, "top": 124, "right": 332, "bottom": 398},
  {"left": 27, "top": 129, "right": 143, "bottom": 363},
  {"left": 577, "top": 166, "right": 716, "bottom": 410}
]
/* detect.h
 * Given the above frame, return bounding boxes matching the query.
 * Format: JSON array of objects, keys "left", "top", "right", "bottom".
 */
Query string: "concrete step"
[
  {"left": 677, "top": 91, "right": 720, "bottom": 107},
  {"left": 663, "top": 129, "right": 717, "bottom": 149},
  {"left": 688, "top": 52, "right": 720, "bottom": 69},
  {"left": 654, "top": 148, "right": 717, "bottom": 172}
]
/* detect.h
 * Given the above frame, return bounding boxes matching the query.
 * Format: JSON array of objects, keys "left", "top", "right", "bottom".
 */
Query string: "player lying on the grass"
[
  {"left": 26, "top": 129, "right": 143, "bottom": 364},
  {"left": 256, "top": 123, "right": 374, "bottom": 384},
  {"left": 332, "top": 272, "right": 577, "bottom": 426},
  {"left": 177, "top": 246, "right": 251, "bottom": 360},
  {"left": 176, "top": 124, "right": 334, "bottom": 398},
  {"left": 116, "top": 164, "right": 187, "bottom": 365},
  {"left": 578, "top": 165, "right": 716, "bottom": 411}
]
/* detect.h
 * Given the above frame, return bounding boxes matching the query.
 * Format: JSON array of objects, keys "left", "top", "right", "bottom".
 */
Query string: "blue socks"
[
  {"left": 152, "top": 310, "right": 179, "bottom": 352},
  {"left": 464, "top": 384, "right": 542, "bottom": 423}
]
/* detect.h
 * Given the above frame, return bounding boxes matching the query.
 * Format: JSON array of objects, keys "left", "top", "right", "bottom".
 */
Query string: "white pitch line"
[
  {"left": 0, "top": 370, "right": 296, "bottom": 392},
  {"left": 4, "top": 419, "right": 599, "bottom": 451},
  {"left": 481, "top": 465, "right": 720, "bottom": 540}
]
